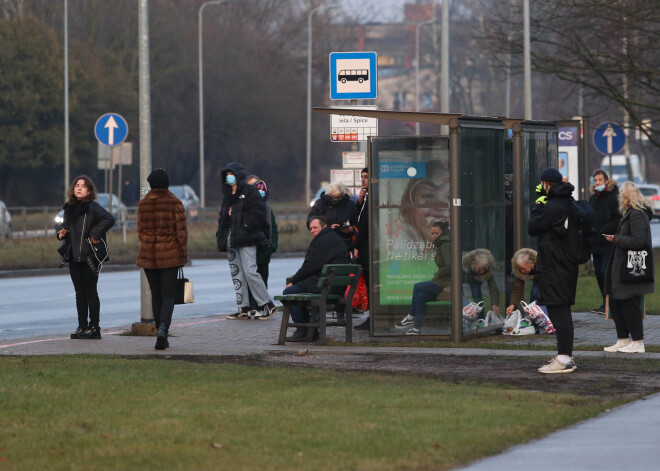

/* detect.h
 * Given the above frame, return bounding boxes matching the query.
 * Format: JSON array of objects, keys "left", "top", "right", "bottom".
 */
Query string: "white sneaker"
[
  {"left": 405, "top": 327, "right": 420, "bottom": 335},
  {"left": 604, "top": 338, "right": 630, "bottom": 352},
  {"left": 618, "top": 340, "right": 645, "bottom": 353},
  {"left": 538, "top": 357, "right": 577, "bottom": 374},
  {"left": 395, "top": 314, "right": 415, "bottom": 329}
]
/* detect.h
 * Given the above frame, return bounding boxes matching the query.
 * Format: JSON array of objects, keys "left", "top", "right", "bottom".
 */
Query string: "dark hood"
[
  {"left": 548, "top": 181, "right": 575, "bottom": 199},
  {"left": 221, "top": 162, "right": 247, "bottom": 195}
]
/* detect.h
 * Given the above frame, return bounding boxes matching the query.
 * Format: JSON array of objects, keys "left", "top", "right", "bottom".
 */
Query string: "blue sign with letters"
[
  {"left": 94, "top": 113, "right": 128, "bottom": 148},
  {"left": 330, "top": 52, "right": 377, "bottom": 100},
  {"left": 379, "top": 162, "right": 426, "bottom": 179},
  {"left": 593, "top": 122, "right": 625, "bottom": 155}
]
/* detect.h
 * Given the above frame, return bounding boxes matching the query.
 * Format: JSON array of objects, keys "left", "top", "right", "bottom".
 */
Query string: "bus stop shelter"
[{"left": 314, "top": 108, "right": 561, "bottom": 341}]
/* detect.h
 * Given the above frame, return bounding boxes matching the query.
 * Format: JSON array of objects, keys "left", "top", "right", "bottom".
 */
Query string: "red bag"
[{"left": 350, "top": 274, "right": 369, "bottom": 311}]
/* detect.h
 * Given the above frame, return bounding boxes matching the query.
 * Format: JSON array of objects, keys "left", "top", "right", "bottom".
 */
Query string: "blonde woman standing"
[{"left": 603, "top": 181, "right": 654, "bottom": 353}]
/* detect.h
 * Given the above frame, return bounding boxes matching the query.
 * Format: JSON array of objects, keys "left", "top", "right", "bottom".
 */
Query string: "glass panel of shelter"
[
  {"left": 459, "top": 122, "right": 506, "bottom": 335},
  {"left": 370, "top": 136, "right": 451, "bottom": 336}
]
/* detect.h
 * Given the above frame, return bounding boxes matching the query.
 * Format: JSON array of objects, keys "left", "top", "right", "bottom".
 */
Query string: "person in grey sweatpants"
[{"left": 216, "top": 162, "right": 276, "bottom": 319}]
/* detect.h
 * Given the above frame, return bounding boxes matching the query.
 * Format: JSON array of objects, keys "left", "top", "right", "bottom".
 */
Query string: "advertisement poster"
[
  {"left": 373, "top": 139, "right": 450, "bottom": 307},
  {"left": 558, "top": 125, "right": 580, "bottom": 198}
]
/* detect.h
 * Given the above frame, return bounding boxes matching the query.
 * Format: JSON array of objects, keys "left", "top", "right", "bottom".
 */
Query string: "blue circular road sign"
[
  {"left": 94, "top": 113, "right": 129, "bottom": 148},
  {"left": 593, "top": 122, "right": 625, "bottom": 155}
]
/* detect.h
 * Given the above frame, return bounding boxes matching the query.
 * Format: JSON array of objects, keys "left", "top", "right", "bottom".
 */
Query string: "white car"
[
  {"left": 637, "top": 183, "right": 660, "bottom": 220},
  {"left": 0, "top": 200, "right": 11, "bottom": 238}
]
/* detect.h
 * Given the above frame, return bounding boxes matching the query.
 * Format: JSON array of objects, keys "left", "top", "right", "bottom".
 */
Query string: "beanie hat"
[
  {"left": 540, "top": 167, "right": 562, "bottom": 183},
  {"left": 147, "top": 168, "right": 169, "bottom": 189}
]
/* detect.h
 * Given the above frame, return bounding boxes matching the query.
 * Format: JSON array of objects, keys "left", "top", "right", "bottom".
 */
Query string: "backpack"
[{"left": 562, "top": 198, "right": 595, "bottom": 264}]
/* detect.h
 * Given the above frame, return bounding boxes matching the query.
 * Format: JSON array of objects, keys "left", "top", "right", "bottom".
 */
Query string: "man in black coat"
[
  {"left": 588, "top": 169, "right": 620, "bottom": 314},
  {"left": 528, "top": 167, "right": 579, "bottom": 374},
  {"left": 283, "top": 216, "right": 350, "bottom": 341}
]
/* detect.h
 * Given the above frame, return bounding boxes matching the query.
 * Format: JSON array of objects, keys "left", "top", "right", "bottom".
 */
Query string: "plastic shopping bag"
[
  {"left": 520, "top": 300, "right": 555, "bottom": 334},
  {"left": 502, "top": 310, "right": 536, "bottom": 336},
  {"left": 471, "top": 309, "right": 505, "bottom": 331},
  {"left": 351, "top": 274, "right": 369, "bottom": 311},
  {"left": 462, "top": 299, "right": 485, "bottom": 325}
]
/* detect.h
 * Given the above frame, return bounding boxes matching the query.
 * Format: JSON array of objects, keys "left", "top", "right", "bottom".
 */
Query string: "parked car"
[
  {"left": 54, "top": 193, "right": 127, "bottom": 231},
  {"left": 637, "top": 183, "right": 660, "bottom": 220},
  {"left": 0, "top": 200, "right": 11, "bottom": 238},
  {"left": 170, "top": 185, "right": 200, "bottom": 220}
]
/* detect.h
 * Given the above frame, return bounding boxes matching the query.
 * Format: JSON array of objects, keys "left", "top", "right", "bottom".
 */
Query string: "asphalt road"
[{"left": 0, "top": 257, "right": 303, "bottom": 340}]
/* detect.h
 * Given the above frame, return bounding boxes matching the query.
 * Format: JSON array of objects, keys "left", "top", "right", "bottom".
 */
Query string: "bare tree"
[{"left": 483, "top": 0, "right": 660, "bottom": 146}]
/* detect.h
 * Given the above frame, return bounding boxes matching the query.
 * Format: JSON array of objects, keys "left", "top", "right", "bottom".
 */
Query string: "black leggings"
[
  {"left": 69, "top": 261, "right": 100, "bottom": 328},
  {"left": 144, "top": 267, "right": 179, "bottom": 329},
  {"left": 546, "top": 305, "right": 574, "bottom": 356}
]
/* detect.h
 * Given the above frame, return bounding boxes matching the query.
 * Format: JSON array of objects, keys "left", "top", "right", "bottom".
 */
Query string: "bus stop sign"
[{"left": 330, "top": 52, "right": 377, "bottom": 100}]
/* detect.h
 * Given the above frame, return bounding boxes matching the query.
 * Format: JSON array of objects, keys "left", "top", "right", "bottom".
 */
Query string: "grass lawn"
[{"left": 0, "top": 356, "right": 616, "bottom": 471}]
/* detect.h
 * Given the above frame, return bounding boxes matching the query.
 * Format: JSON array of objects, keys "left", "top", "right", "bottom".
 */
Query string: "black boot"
[
  {"left": 70, "top": 326, "right": 87, "bottom": 339},
  {"left": 155, "top": 324, "right": 169, "bottom": 350},
  {"left": 78, "top": 326, "right": 101, "bottom": 339}
]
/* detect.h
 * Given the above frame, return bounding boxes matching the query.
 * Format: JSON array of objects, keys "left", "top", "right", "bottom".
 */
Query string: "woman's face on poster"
[{"left": 410, "top": 180, "right": 449, "bottom": 237}]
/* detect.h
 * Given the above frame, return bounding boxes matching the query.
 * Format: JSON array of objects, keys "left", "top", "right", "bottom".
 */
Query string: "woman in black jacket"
[
  {"left": 57, "top": 176, "right": 115, "bottom": 339},
  {"left": 589, "top": 169, "right": 621, "bottom": 314},
  {"left": 603, "top": 181, "right": 654, "bottom": 353}
]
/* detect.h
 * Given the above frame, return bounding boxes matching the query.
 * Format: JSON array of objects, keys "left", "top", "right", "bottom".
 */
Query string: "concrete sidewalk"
[{"left": 1, "top": 310, "right": 659, "bottom": 471}]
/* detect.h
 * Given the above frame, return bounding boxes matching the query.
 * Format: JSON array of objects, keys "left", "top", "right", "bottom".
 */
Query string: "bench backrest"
[{"left": 317, "top": 264, "right": 363, "bottom": 302}]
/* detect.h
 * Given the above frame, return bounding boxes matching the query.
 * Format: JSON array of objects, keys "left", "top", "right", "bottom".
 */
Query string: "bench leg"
[
  {"left": 278, "top": 304, "right": 291, "bottom": 345},
  {"left": 345, "top": 302, "right": 353, "bottom": 343},
  {"left": 318, "top": 306, "right": 327, "bottom": 346}
]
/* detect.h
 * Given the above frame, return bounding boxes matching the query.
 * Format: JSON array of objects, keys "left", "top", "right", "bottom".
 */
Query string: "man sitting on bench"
[{"left": 283, "top": 216, "right": 350, "bottom": 342}]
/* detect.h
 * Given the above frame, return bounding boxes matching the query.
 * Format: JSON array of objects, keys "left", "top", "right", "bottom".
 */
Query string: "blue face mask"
[
  {"left": 258, "top": 190, "right": 266, "bottom": 198},
  {"left": 226, "top": 174, "right": 236, "bottom": 185},
  {"left": 595, "top": 184, "right": 605, "bottom": 192}
]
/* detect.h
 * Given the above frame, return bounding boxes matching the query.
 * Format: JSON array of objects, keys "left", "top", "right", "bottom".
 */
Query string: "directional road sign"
[
  {"left": 330, "top": 52, "right": 377, "bottom": 100},
  {"left": 593, "top": 122, "right": 625, "bottom": 155},
  {"left": 94, "top": 113, "right": 129, "bottom": 148}
]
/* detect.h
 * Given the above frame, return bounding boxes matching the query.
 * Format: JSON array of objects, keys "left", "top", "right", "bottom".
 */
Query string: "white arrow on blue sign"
[
  {"left": 593, "top": 122, "right": 625, "bottom": 155},
  {"left": 94, "top": 113, "right": 129, "bottom": 148}
]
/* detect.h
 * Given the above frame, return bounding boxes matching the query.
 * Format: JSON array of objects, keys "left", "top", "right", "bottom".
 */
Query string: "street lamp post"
[
  {"left": 523, "top": 0, "right": 532, "bottom": 119},
  {"left": 306, "top": 5, "right": 324, "bottom": 207},
  {"left": 64, "top": 0, "right": 69, "bottom": 199},
  {"left": 199, "top": 0, "right": 232, "bottom": 209},
  {"left": 305, "top": 4, "right": 336, "bottom": 207},
  {"left": 415, "top": 19, "right": 434, "bottom": 135}
]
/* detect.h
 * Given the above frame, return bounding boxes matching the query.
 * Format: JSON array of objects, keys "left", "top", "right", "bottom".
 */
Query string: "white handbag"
[{"left": 175, "top": 268, "right": 195, "bottom": 305}]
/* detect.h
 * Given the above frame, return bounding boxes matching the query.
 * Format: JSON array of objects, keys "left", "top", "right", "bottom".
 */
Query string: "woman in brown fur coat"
[{"left": 137, "top": 168, "right": 188, "bottom": 350}]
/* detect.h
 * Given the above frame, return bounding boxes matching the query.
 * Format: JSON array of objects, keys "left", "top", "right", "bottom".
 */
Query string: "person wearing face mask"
[
  {"left": 588, "top": 169, "right": 621, "bottom": 314},
  {"left": 245, "top": 175, "right": 278, "bottom": 312},
  {"left": 528, "top": 167, "right": 579, "bottom": 374},
  {"left": 217, "top": 163, "right": 277, "bottom": 320},
  {"left": 308, "top": 182, "right": 356, "bottom": 253}
]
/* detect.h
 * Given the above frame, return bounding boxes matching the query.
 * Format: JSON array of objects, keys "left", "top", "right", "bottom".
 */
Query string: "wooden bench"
[{"left": 274, "top": 264, "right": 363, "bottom": 345}]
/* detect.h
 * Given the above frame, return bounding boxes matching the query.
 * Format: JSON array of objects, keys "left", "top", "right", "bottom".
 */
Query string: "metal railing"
[{"left": 0, "top": 204, "right": 310, "bottom": 240}]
